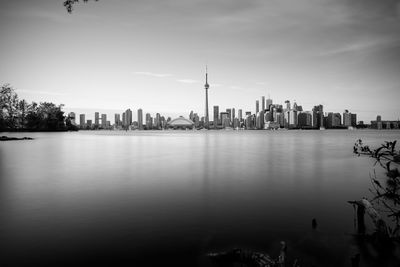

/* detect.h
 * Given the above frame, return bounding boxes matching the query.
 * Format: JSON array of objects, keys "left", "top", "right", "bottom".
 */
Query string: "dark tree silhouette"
[
  {"left": 63, "top": 0, "right": 99, "bottom": 13},
  {"left": 354, "top": 139, "right": 400, "bottom": 239}
]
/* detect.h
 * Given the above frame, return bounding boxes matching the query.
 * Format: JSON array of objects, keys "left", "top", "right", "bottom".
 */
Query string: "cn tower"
[{"left": 204, "top": 66, "right": 210, "bottom": 129}]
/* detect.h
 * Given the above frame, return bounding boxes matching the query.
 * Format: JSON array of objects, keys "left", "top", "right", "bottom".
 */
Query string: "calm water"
[{"left": 1, "top": 130, "right": 400, "bottom": 266}]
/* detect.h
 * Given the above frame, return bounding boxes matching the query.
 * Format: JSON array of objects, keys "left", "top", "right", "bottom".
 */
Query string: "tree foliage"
[
  {"left": 0, "top": 83, "right": 72, "bottom": 131},
  {"left": 63, "top": 0, "right": 99, "bottom": 13},
  {"left": 354, "top": 139, "right": 400, "bottom": 239}
]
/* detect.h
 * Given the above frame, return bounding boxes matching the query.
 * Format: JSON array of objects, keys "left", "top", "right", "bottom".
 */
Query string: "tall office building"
[
  {"left": 238, "top": 109, "right": 243, "bottom": 121},
  {"left": 351, "top": 113, "right": 357, "bottom": 127},
  {"left": 284, "top": 100, "right": 290, "bottom": 110},
  {"left": 213, "top": 106, "right": 219, "bottom": 129},
  {"left": 232, "top": 108, "right": 235, "bottom": 122},
  {"left": 226, "top": 109, "right": 232, "bottom": 125},
  {"left": 266, "top": 96, "right": 273, "bottom": 111},
  {"left": 115, "top": 114, "right": 121, "bottom": 126},
  {"left": 138, "top": 109, "right": 143, "bottom": 130},
  {"left": 289, "top": 110, "right": 297, "bottom": 128},
  {"left": 312, "top": 105, "right": 324, "bottom": 128},
  {"left": 122, "top": 112, "right": 126, "bottom": 127},
  {"left": 343, "top": 110, "right": 351, "bottom": 127},
  {"left": 204, "top": 67, "right": 210, "bottom": 129},
  {"left": 155, "top": 113, "right": 161, "bottom": 129},
  {"left": 146, "top": 113, "right": 152, "bottom": 129},
  {"left": 79, "top": 114, "right": 85, "bottom": 128},
  {"left": 101, "top": 114, "right": 107, "bottom": 128},
  {"left": 95, "top": 112, "right": 99, "bottom": 126},
  {"left": 256, "top": 100, "right": 259, "bottom": 114},
  {"left": 220, "top": 112, "right": 230, "bottom": 128},
  {"left": 125, "top": 109, "right": 132, "bottom": 126},
  {"left": 262, "top": 96, "right": 265, "bottom": 111}
]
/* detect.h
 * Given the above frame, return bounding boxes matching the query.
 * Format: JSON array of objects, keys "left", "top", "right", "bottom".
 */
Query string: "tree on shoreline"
[
  {"left": 354, "top": 139, "right": 400, "bottom": 240},
  {"left": 0, "top": 83, "right": 71, "bottom": 132}
]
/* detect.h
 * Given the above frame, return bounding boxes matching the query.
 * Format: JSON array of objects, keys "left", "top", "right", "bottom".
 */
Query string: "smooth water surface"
[{"left": 1, "top": 130, "right": 399, "bottom": 266}]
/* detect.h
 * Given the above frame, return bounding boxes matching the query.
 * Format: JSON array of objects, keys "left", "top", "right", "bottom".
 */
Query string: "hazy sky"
[{"left": 1, "top": 0, "right": 399, "bottom": 122}]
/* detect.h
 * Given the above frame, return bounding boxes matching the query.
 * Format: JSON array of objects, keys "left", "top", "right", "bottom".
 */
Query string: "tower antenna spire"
[{"left": 204, "top": 65, "right": 210, "bottom": 129}]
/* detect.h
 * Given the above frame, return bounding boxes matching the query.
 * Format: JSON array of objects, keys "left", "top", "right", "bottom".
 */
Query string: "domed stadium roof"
[{"left": 168, "top": 116, "right": 194, "bottom": 126}]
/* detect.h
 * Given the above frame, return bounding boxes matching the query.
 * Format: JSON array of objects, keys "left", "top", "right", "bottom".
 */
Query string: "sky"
[{"left": 0, "top": 0, "right": 399, "bottom": 123}]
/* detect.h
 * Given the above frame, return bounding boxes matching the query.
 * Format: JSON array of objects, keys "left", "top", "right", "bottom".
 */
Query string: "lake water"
[{"left": 1, "top": 130, "right": 400, "bottom": 266}]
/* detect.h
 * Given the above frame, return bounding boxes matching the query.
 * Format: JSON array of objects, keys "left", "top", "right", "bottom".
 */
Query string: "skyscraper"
[
  {"left": 213, "top": 105, "right": 219, "bottom": 129},
  {"left": 262, "top": 96, "right": 265, "bottom": 111},
  {"left": 232, "top": 108, "right": 235, "bottom": 122},
  {"left": 256, "top": 100, "right": 259, "bottom": 114},
  {"left": 204, "top": 66, "right": 210, "bottom": 129},
  {"left": 238, "top": 109, "right": 243, "bottom": 121},
  {"left": 101, "top": 114, "right": 107, "bottom": 128},
  {"left": 115, "top": 114, "right": 121, "bottom": 126},
  {"left": 125, "top": 109, "right": 132, "bottom": 126},
  {"left": 95, "top": 112, "right": 99, "bottom": 126},
  {"left": 79, "top": 114, "right": 85, "bottom": 128},
  {"left": 343, "top": 110, "right": 351, "bottom": 127},
  {"left": 138, "top": 109, "right": 143, "bottom": 130},
  {"left": 266, "top": 96, "right": 273, "bottom": 111}
]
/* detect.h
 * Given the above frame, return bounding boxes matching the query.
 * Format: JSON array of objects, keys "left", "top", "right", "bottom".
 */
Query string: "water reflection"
[{"left": 0, "top": 130, "right": 399, "bottom": 266}]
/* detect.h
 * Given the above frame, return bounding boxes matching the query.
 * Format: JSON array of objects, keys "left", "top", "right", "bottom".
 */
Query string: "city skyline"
[{"left": 1, "top": 0, "right": 400, "bottom": 123}]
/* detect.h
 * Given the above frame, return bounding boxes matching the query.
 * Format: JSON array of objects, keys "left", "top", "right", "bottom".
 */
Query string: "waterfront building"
[
  {"left": 155, "top": 113, "right": 161, "bottom": 129},
  {"left": 312, "top": 105, "right": 324, "bottom": 129},
  {"left": 95, "top": 112, "right": 99, "bottom": 126},
  {"left": 284, "top": 110, "right": 290, "bottom": 128},
  {"left": 145, "top": 113, "right": 153, "bottom": 129},
  {"left": 122, "top": 113, "right": 126, "bottom": 127},
  {"left": 289, "top": 110, "right": 298, "bottom": 128},
  {"left": 343, "top": 110, "right": 351, "bottom": 127},
  {"left": 80, "top": 114, "right": 85, "bottom": 128},
  {"left": 193, "top": 113, "right": 200, "bottom": 128},
  {"left": 138, "top": 109, "right": 143, "bottom": 130},
  {"left": 115, "top": 114, "right": 121, "bottom": 126},
  {"left": 256, "top": 111, "right": 264, "bottom": 129},
  {"left": 262, "top": 96, "right": 265, "bottom": 111},
  {"left": 68, "top": 112, "right": 76, "bottom": 125},
  {"left": 351, "top": 113, "right": 357, "bottom": 127},
  {"left": 226, "top": 109, "right": 232, "bottom": 126},
  {"left": 204, "top": 67, "right": 210, "bottom": 129},
  {"left": 298, "top": 112, "right": 312, "bottom": 128},
  {"left": 168, "top": 116, "right": 194, "bottom": 129},
  {"left": 266, "top": 97, "right": 273, "bottom": 111},
  {"left": 256, "top": 100, "right": 259, "bottom": 114},
  {"left": 213, "top": 106, "right": 219, "bottom": 129},
  {"left": 125, "top": 109, "right": 132, "bottom": 126},
  {"left": 264, "top": 121, "right": 280, "bottom": 130},
  {"left": 245, "top": 115, "right": 253, "bottom": 129},
  {"left": 238, "top": 109, "right": 243, "bottom": 121},
  {"left": 233, "top": 118, "right": 240, "bottom": 128},
  {"left": 371, "top": 115, "right": 399, "bottom": 129},
  {"left": 285, "top": 100, "right": 290, "bottom": 110},
  {"left": 220, "top": 112, "right": 230, "bottom": 128},
  {"left": 232, "top": 108, "right": 235, "bottom": 122},
  {"left": 327, "top": 112, "right": 342, "bottom": 128},
  {"left": 101, "top": 114, "right": 107, "bottom": 128},
  {"left": 87, "top": 120, "right": 92, "bottom": 128}
]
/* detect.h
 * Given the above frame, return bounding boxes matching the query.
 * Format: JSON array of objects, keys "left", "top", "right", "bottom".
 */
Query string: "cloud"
[
  {"left": 319, "top": 37, "right": 400, "bottom": 56},
  {"left": 133, "top": 71, "right": 172, "bottom": 78},
  {"left": 176, "top": 79, "right": 200, "bottom": 84}
]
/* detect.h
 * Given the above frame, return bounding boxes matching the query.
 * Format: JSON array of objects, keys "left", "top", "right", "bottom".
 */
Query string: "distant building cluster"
[{"left": 66, "top": 69, "right": 398, "bottom": 131}]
